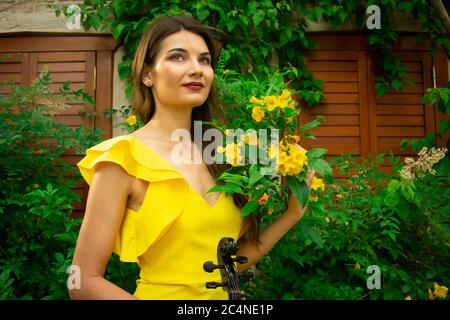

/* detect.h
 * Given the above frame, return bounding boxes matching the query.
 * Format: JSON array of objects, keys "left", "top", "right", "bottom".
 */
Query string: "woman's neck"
[{"left": 142, "top": 108, "right": 192, "bottom": 141}]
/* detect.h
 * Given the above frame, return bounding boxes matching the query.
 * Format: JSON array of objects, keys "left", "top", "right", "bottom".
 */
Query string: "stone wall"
[{"left": 0, "top": 0, "right": 108, "bottom": 33}]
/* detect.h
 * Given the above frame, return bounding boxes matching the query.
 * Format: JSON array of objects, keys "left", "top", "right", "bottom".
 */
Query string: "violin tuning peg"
[
  {"left": 233, "top": 256, "right": 248, "bottom": 264},
  {"left": 206, "top": 281, "right": 226, "bottom": 289},
  {"left": 203, "top": 261, "right": 223, "bottom": 273}
]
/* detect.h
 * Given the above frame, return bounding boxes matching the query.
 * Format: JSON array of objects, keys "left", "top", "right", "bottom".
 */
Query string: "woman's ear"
[{"left": 142, "top": 68, "right": 153, "bottom": 87}]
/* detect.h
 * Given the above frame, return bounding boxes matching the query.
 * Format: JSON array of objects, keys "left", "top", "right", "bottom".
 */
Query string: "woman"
[{"left": 70, "top": 14, "right": 313, "bottom": 300}]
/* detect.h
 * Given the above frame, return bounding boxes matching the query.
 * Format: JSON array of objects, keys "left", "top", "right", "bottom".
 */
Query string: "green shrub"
[
  {"left": 244, "top": 151, "right": 449, "bottom": 300},
  {"left": 0, "top": 71, "right": 104, "bottom": 299}
]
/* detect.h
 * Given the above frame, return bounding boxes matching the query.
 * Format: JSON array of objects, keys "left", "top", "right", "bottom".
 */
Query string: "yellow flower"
[
  {"left": 434, "top": 283, "right": 448, "bottom": 299},
  {"left": 404, "top": 296, "right": 412, "bottom": 300},
  {"left": 278, "top": 143, "right": 308, "bottom": 176},
  {"left": 355, "top": 262, "right": 361, "bottom": 270},
  {"left": 336, "top": 194, "right": 343, "bottom": 199},
  {"left": 311, "top": 177, "right": 325, "bottom": 192},
  {"left": 252, "top": 105, "right": 265, "bottom": 122},
  {"left": 126, "top": 115, "right": 137, "bottom": 126},
  {"left": 325, "top": 216, "right": 331, "bottom": 223},
  {"left": 281, "top": 89, "right": 292, "bottom": 100},
  {"left": 267, "top": 144, "right": 279, "bottom": 159},
  {"left": 250, "top": 96, "right": 264, "bottom": 104},
  {"left": 429, "top": 288, "right": 436, "bottom": 300},
  {"left": 276, "top": 89, "right": 296, "bottom": 110},
  {"left": 345, "top": 221, "right": 349, "bottom": 226},
  {"left": 263, "top": 95, "right": 278, "bottom": 111}
]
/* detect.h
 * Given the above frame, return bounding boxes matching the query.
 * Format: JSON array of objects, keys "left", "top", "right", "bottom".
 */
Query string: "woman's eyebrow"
[{"left": 166, "top": 48, "right": 211, "bottom": 56}]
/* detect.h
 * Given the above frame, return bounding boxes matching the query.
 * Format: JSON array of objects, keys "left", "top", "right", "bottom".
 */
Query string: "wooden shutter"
[
  {"left": 30, "top": 52, "right": 96, "bottom": 215},
  {"left": 301, "top": 34, "right": 446, "bottom": 177},
  {"left": 303, "top": 50, "right": 370, "bottom": 159},
  {"left": 367, "top": 51, "right": 435, "bottom": 173},
  {"left": 0, "top": 35, "right": 117, "bottom": 218},
  {"left": 0, "top": 52, "right": 29, "bottom": 92}
]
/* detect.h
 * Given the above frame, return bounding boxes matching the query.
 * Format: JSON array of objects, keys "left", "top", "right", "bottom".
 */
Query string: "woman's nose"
[{"left": 188, "top": 59, "right": 203, "bottom": 76}]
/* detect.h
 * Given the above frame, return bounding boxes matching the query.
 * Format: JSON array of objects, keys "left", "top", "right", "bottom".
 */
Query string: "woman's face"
[{"left": 143, "top": 30, "right": 214, "bottom": 110}]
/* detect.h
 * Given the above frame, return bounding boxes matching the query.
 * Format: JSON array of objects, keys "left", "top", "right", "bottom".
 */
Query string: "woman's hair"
[{"left": 131, "top": 15, "right": 260, "bottom": 244}]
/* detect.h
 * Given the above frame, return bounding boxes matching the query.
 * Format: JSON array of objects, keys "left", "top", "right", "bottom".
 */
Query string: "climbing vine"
[{"left": 52, "top": 0, "right": 449, "bottom": 103}]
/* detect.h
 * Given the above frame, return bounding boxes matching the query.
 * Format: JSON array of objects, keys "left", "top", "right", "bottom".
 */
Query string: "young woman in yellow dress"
[{"left": 69, "top": 14, "right": 314, "bottom": 300}]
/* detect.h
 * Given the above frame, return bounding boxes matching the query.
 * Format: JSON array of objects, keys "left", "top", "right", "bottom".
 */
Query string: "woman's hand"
[{"left": 286, "top": 142, "right": 315, "bottom": 222}]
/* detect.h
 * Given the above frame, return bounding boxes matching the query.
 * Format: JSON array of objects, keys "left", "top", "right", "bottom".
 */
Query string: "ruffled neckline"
[{"left": 127, "top": 135, "right": 224, "bottom": 209}]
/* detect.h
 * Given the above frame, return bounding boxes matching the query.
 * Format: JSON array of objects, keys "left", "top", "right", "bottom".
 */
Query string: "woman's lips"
[{"left": 182, "top": 84, "right": 203, "bottom": 91}]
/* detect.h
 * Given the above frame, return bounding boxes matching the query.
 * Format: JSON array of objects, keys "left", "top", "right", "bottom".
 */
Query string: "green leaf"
[
  {"left": 208, "top": 183, "right": 242, "bottom": 194},
  {"left": 283, "top": 107, "right": 297, "bottom": 117},
  {"left": 53, "top": 233, "right": 74, "bottom": 243},
  {"left": 249, "top": 164, "right": 263, "bottom": 185},
  {"left": 302, "top": 225, "right": 324, "bottom": 247},
  {"left": 303, "top": 133, "right": 316, "bottom": 139},
  {"left": 197, "top": 7, "right": 209, "bottom": 21},
  {"left": 375, "top": 82, "right": 388, "bottom": 96},
  {"left": 384, "top": 192, "right": 400, "bottom": 207},
  {"left": 112, "top": 23, "right": 127, "bottom": 39},
  {"left": 299, "top": 119, "right": 321, "bottom": 131},
  {"left": 439, "top": 119, "right": 450, "bottom": 134},
  {"left": 306, "top": 148, "right": 327, "bottom": 160},
  {"left": 98, "top": 7, "right": 109, "bottom": 20},
  {"left": 399, "top": 1, "right": 414, "bottom": 11},
  {"left": 133, "top": 18, "right": 150, "bottom": 34},
  {"left": 309, "top": 159, "right": 333, "bottom": 182},
  {"left": 286, "top": 175, "right": 309, "bottom": 207},
  {"left": 242, "top": 200, "right": 259, "bottom": 217},
  {"left": 387, "top": 179, "right": 400, "bottom": 193},
  {"left": 118, "top": 61, "right": 131, "bottom": 81},
  {"left": 391, "top": 79, "right": 402, "bottom": 91}
]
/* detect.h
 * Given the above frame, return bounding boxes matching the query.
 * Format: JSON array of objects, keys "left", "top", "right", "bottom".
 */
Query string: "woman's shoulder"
[
  {"left": 86, "top": 134, "right": 136, "bottom": 151},
  {"left": 77, "top": 134, "right": 184, "bottom": 185}
]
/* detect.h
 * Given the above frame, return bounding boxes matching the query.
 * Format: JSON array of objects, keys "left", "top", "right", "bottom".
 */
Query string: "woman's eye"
[
  {"left": 200, "top": 57, "right": 211, "bottom": 64},
  {"left": 169, "top": 54, "right": 183, "bottom": 61}
]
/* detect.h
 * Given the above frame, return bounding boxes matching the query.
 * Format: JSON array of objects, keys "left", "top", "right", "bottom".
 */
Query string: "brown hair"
[{"left": 131, "top": 15, "right": 260, "bottom": 244}]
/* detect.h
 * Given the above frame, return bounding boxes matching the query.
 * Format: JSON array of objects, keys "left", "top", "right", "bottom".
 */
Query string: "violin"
[{"left": 203, "top": 237, "right": 253, "bottom": 300}]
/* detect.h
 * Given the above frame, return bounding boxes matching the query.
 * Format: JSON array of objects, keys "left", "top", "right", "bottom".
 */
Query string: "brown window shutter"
[
  {"left": 367, "top": 51, "right": 435, "bottom": 174},
  {"left": 0, "top": 35, "right": 117, "bottom": 218},
  {"left": 302, "top": 49, "right": 371, "bottom": 178},
  {"left": 302, "top": 34, "right": 446, "bottom": 177}
]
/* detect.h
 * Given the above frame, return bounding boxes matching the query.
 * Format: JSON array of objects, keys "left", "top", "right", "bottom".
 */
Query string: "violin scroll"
[{"left": 203, "top": 237, "right": 251, "bottom": 300}]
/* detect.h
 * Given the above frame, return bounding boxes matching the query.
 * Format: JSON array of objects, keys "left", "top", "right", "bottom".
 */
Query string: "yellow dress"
[{"left": 76, "top": 135, "right": 244, "bottom": 300}]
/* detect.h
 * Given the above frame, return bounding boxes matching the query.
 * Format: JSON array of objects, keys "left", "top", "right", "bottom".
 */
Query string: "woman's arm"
[
  {"left": 236, "top": 143, "right": 314, "bottom": 273},
  {"left": 236, "top": 171, "right": 313, "bottom": 273},
  {"left": 69, "top": 162, "right": 138, "bottom": 300}
]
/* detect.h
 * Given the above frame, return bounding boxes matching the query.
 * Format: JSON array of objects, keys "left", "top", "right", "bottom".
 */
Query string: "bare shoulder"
[{"left": 88, "top": 162, "right": 135, "bottom": 211}]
